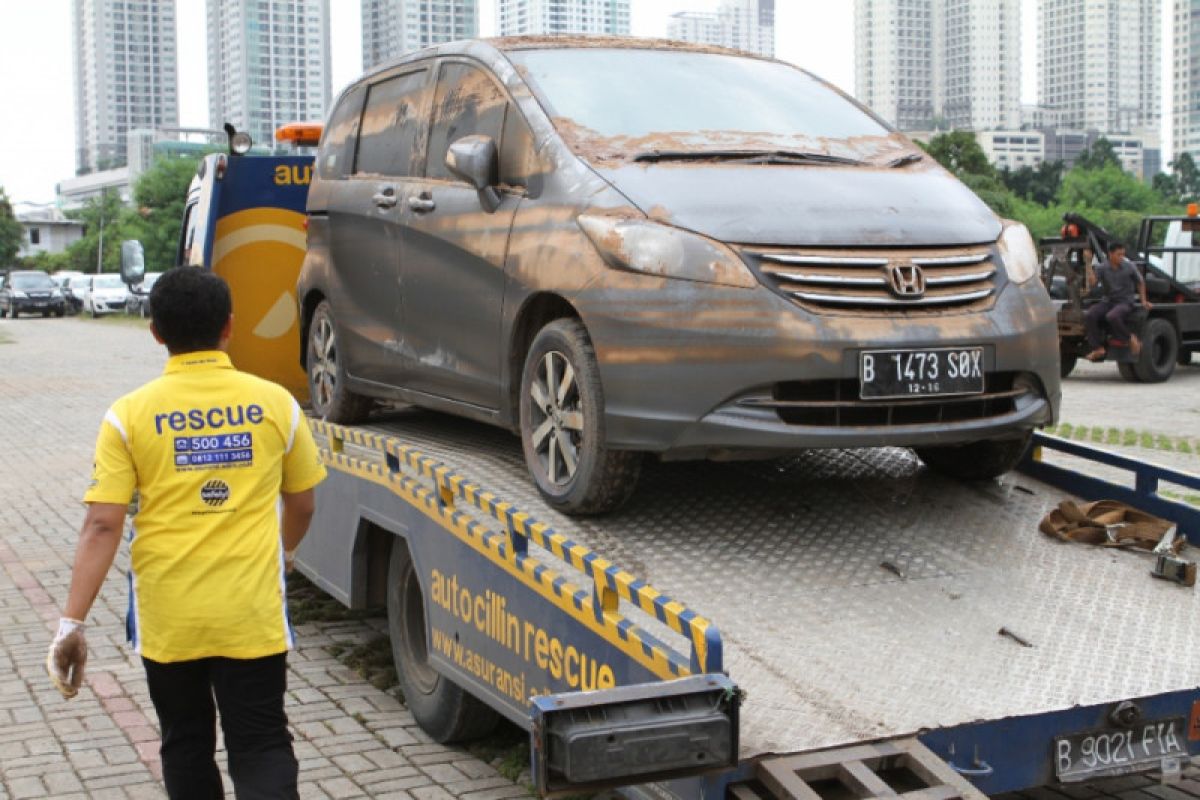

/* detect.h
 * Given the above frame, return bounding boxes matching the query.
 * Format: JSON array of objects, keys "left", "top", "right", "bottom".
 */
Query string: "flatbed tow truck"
[{"left": 147, "top": 133, "right": 1200, "bottom": 800}]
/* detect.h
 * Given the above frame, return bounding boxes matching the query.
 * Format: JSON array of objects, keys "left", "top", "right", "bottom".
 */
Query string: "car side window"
[
  {"left": 427, "top": 62, "right": 510, "bottom": 183},
  {"left": 318, "top": 85, "right": 366, "bottom": 180},
  {"left": 355, "top": 69, "right": 429, "bottom": 178}
]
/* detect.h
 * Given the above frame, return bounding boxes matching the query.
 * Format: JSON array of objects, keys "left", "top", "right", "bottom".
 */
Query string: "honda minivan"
[{"left": 297, "top": 38, "right": 1060, "bottom": 514}]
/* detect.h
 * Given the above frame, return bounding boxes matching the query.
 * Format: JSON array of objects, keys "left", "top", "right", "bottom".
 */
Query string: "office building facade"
[
  {"left": 1038, "top": 0, "right": 1161, "bottom": 134},
  {"left": 207, "top": 0, "right": 332, "bottom": 152},
  {"left": 667, "top": 0, "right": 775, "bottom": 58},
  {"left": 72, "top": 0, "right": 179, "bottom": 174},
  {"left": 362, "top": 0, "right": 479, "bottom": 69},
  {"left": 497, "top": 0, "right": 630, "bottom": 37}
]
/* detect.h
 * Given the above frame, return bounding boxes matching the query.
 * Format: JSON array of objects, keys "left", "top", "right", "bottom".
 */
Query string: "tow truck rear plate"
[{"left": 1054, "top": 716, "right": 1187, "bottom": 782}]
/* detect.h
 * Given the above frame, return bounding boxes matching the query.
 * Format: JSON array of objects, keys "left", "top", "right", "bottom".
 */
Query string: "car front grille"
[
  {"left": 739, "top": 373, "right": 1022, "bottom": 428},
  {"left": 743, "top": 245, "right": 999, "bottom": 314}
]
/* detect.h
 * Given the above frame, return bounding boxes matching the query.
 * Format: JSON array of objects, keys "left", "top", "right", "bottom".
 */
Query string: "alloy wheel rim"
[
  {"left": 311, "top": 316, "right": 338, "bottom": 412},
  {"left": 529, "top": 350, "right": 583, "bottom": 487}
]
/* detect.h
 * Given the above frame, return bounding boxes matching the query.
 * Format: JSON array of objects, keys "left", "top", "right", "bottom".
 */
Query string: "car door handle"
[
  {"left": 373, "top": 187, "right": 398, "bottom": 209},
  {"left": 408, "top": 194, "right": 436, "bottom": 213}
]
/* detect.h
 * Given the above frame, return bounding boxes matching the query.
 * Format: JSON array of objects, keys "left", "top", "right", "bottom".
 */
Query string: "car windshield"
[
  {"left": 94, "top": 275, "right": 124, "bottom": 289},
  {"left": 12, "top": 273, "right": 54, "bottom": 290},
  {"left": 506, "top": 48, "right": 896, "bottom": 164},
  {"left": 69, "top": 277, "right": 91, "bottom": 289}
]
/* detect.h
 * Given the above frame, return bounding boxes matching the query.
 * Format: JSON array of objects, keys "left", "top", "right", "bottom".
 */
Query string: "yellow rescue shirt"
[{"left": 83, "top": 350, "right": 326, "bottom": 663}]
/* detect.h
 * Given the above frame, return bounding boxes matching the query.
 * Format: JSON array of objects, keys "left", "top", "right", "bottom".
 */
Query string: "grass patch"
[
  {"left": 1106, "top": 428, "right": 1121, "bottom": 445},
  {"left": 468, "top": 725, "right": 531, "bottom": 783},
  {"left": 286, "top": 573, "right": 377, "bottom": 625},
  {"left": 1090, "top": 426, "right": 1105, "bottom": 443},
  {"left": 338, "top": 636, "right": 398, "bottom": 693},
  {"left": 1055, "top": 421, "right": 1200, "bottom": 458},
  {"left": 1161, "top": 490, "right": 1200, "bottom": 507},
  {"left": 82, "top": 313, "right": 151, "bottom": 328}
]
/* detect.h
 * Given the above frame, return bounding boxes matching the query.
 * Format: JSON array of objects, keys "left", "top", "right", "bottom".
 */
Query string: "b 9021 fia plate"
[{"left": 1055, "top": 717, "right": 1186, "bottom": 782}]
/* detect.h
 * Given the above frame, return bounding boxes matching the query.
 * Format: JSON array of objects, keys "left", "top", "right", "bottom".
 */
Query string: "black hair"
[
  {"left": 1109, "top": 242, "right": 1127, "bottom": 253},
  {"left": 150, "top": 268, "right": 232, "bottom": 354}
]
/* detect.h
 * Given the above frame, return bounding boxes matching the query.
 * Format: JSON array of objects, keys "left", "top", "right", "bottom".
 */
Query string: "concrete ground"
[
  {"left": 0, "top": 316, "right": 529, "bottom": 800},
  {"left": 0, "top": 315, "right": 1195, "bottom": 800}
]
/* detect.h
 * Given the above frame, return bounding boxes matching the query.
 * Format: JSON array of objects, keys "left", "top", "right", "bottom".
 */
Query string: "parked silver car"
[{"left": 297, "top": 38, "right": 1060, "bottom": 514}]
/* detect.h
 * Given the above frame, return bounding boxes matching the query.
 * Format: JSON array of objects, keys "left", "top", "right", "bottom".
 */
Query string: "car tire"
[
  {"left": 55, "top": 309, "right": 64, "bottom": 318},
  {"left": 41, "top": 310, "right": 50, "bottom": 318},
  {"left": 1059, "top": 354, "right": 1077, "bottom": 379},
  {"left": 306, "top": 300, "right": 372, "bottom": 423},
  {"left": 0, "top": 304, "right": 6, "bottom": 318},
  {"left": 9, "top": 303, "right": 17, "bottom": 319},
  {"left": 519, "top": 318, "right": 642, "bottom": 515},
  {"left": 1133, "top": 318, "right": 1178, "bottom": 384},
  {"left": 915, "top": 432, "right": 1033, "bottom": 481},
  {"left": 387, "top": 540, "right": 498, "bottom": 743}
]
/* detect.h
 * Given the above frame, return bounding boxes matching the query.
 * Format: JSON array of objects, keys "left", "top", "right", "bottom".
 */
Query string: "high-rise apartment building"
[
  {"left": 1038, "top": 0, "right": 1161, "bottom": 135},
  {"left": 72, "top": 0, "right": 179, "bottom": 174},
  {"left": 207, "top": 0, "right": 332, "bottom": 152},
  {"left": 854, "top": 0, "right": 1019, "bottom": 132},
  {"left": 1175, "top": 0, "right": 1200, "bottom": 161},
  {"left": 937, "top": 0, "right": 1020, "bottom": 130},
  {"left": 361, "top": 0, "right": 479, "bottom": 70},
  {"left": 854, "top": 0, "right": 935, "bottom": 131},
  {"left": 497, "top": 0, "right": 630, "bottom": 37},
  {"left": 667, "top": 0, "right": 775, "bottom": 58}
]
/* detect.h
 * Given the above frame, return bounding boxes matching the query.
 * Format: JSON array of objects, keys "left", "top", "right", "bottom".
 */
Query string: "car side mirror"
[
  {"left": 446, "top": 135, "right": 501, "bottom": 213},
  {"left": 120, "top": 240, "right": 146, "bottom": 285}
]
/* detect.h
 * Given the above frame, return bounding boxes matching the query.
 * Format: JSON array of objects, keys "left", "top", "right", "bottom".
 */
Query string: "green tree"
[
  {"left": 1170, "top": 152, "right": 1200, "bottom": 202},
  {"left": 1074, "top": 138, "right": 1120, "bottom": 171},
  {"left": 60, "top": 189, "right": 129, "bottom": 273},
  {"left": 0, "top": 188, "right": 26, "bottom": 264},
  {"left": 121, "top": 156, "right": 201, "bottom": 271},
  {"left": 921, "top": 131, "right": 995, "bottom": 178},
  {"left": 1153, "top": 171, "right": 1180, "bottom": 204},
  {"left": 1001, "top": 160, "right": 1065, "bottom": 206}
]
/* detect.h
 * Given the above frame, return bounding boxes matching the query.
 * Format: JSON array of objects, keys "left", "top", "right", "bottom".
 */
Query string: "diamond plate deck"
[{"left": 355, "top": 407, "right": 1200, "bottom": 760}]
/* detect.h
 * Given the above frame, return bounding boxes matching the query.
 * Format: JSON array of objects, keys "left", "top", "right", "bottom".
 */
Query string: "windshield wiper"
[
  {"left": 887, "top": 153, "right": 925, "bottom": 168},
  {"left": 632, "top": 149, "right": 865, "bottom": 166}
]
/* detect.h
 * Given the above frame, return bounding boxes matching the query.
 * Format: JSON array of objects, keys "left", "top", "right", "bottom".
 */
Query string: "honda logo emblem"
[{"left": 888, "top": 264, "right": 926, "bottom": 298}]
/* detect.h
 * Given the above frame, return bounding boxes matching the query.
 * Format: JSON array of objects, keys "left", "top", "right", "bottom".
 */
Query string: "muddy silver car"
[{"left": 297, "top": 38, "right": 1060, "bottom": 514}]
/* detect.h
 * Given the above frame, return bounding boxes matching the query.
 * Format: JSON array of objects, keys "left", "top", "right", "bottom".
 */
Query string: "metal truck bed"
[{"left": 337, "top": 407, "right": 1199, "bottom": 766}]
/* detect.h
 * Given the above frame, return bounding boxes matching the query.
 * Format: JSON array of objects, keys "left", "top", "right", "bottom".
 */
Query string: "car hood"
[{"left": 593, "top": 163, "right": 1002, "bottom": 247}]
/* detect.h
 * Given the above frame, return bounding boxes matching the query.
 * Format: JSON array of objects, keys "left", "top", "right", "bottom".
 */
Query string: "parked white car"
[{"left": 82, "top": 274, "right": 130, "bottom": 317}]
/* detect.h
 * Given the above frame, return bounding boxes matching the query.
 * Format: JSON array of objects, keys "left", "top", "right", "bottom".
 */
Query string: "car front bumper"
[
  {"left": 12, "top": 299, "right": 65, "bottom": 313},
  {"left": 576, "top": 278, "right": 1061, "bottom": 457}
]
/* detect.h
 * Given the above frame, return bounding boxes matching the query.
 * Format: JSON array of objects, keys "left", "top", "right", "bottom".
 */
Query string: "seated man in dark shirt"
[{"left": 1084, "top": 242, "right": 1152, "bottom": 361}]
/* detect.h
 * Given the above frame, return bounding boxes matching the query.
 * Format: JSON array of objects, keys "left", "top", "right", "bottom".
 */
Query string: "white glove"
[{"left": 47, "top": 618, "right": 87, "bottom": 699}]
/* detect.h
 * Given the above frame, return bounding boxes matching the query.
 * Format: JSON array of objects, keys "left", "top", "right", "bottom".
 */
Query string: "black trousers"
[
  {"left": 143, "top": 653, "right": 299, "bottom": 800},
  {"left": 1085, "top": 299, "right": 1136, "bottom": 348}
]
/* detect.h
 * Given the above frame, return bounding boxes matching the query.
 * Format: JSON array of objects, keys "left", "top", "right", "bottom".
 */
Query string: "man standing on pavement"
[
  {"left": 1084, "top": 242, "right": 1153, "bottom": 361},
  {"left": 47, "top": 267, "right": 327, "bottom": 799}
]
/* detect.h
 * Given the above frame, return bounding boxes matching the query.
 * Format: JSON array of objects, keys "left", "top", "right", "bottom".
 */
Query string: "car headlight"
[
  {"left": 577, "top": 214, "right": 756, "bottom": 288},
  {"left": 998, "top": 221, "right": 1039, "bottom": 284},
  {"left": 11, "top": 290, "right": 27, "bottom": 299},
  {"left": 51, "top": 289, "right": 63, "bottom": 299}
]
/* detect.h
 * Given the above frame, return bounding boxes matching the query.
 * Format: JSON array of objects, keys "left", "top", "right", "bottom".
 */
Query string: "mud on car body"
[{"left": 297, "top": 37, "right": 1060, "bottom": 515}]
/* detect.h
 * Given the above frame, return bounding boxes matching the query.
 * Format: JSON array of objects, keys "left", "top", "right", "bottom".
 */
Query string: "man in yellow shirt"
[{"left": 47, "top": 267, "right": 327, "bottom": 799}]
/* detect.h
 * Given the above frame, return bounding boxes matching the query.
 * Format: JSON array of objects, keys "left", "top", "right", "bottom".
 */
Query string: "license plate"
[
  {"left": 859, "top": 347, "right": 984, "bottom": 399},
  {"left": 1055, "top": 717, "right": 1187, "bottom": 782}
]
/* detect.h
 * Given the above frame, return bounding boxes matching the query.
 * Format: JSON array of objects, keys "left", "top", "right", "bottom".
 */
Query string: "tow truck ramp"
[{"left": 298, "top": 409, "right": 1200, "bottom": 799}]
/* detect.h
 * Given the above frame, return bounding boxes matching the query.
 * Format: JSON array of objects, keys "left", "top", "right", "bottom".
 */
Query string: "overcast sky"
[{"left": 0, "top": 0, "right": 1168, "bottom": 205}]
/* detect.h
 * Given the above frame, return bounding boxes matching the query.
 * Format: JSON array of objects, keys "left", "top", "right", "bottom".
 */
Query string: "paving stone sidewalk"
[{"left": 0, "top": 316, "right": 529, "bottom": 800}]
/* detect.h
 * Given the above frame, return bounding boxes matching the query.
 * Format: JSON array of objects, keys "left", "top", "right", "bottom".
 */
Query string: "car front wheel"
[
  {"left": 519, "top": 318, "right": 641, "bottom": 515},
  {"left": 306, "top": 300, "right": 372, "bottom": 423},
  {"left": 915, "top": 432, "right": 1033, "bottom": 481}
]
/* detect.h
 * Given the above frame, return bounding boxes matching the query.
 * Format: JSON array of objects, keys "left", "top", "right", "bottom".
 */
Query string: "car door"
[
  {"left": 326, "top": 64, "right": 433, "bottom": 387},
  {"left": 398, "top": 58, "right": 529, "bottom": 409}
]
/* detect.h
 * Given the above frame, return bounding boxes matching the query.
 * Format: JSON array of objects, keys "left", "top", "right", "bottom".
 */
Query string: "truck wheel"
[
  {"left": 519, "top": 318, "right": 642, "bottom": 515},
  {"left": 1059, "top": 354, "right": 1077, "bottom": 379},
  {"left": 387, "top": 541, "right": 498, "bottom": 743},
  {"left": 1133, "top": 318, "right": 1178, "bottom": 383},
  {"left": 1117, "top": 362, "right": 1140, "bottom": 382},
  {"left": 306, "top": 301, "right": 372, "bottom": 423},
  {"left": 915, "top": 432, "right": 1032, "bottom": 481}
]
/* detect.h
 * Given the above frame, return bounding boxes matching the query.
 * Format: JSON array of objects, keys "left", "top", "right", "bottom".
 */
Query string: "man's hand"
[
  {"left": 47, "top": 618, "right": 87, "bottom": 699},
  {"left": 1142, "top": 299, "right": 1153, "bottom": 310}
]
